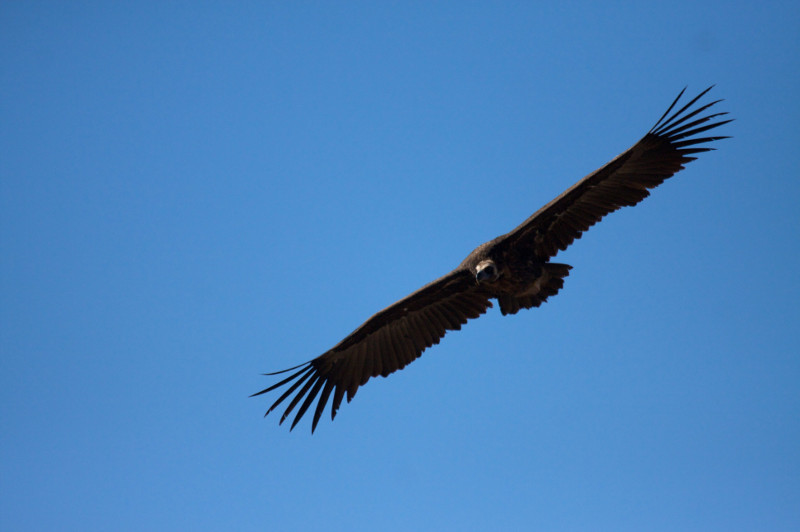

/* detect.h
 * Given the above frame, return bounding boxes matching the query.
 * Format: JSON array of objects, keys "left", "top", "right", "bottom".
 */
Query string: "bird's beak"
[{"left": 476, "top": 268, "right": 492, "bottom": 282}]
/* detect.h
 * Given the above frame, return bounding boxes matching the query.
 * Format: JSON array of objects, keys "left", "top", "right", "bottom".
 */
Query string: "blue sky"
[{"left": 2, "top": 2, "right": 799, "bottom": 531}]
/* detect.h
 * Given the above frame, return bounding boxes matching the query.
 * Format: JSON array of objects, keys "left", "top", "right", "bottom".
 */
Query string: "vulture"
[{"left": 254, "top": 87, "right": 730, "bottom": 433}]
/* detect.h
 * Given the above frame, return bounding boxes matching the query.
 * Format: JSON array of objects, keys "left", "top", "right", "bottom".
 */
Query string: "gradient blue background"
[{"left": 2, "top": 2, "right": 798, "bottom": 531}]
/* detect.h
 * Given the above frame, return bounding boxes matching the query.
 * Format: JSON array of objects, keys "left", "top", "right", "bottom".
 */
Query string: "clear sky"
[{"left": 2, "top": 2, "right": 798, "bottom": 531}]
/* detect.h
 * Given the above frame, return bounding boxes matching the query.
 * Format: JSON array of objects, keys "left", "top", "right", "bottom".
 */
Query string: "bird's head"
[{"left": 475, "top": 260, "right": 499, "bottom": 283}]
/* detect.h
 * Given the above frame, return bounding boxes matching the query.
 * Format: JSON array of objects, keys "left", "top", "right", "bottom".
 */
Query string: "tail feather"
[{"left": 498, "top": 263, "right": 572, "bottom": 316}]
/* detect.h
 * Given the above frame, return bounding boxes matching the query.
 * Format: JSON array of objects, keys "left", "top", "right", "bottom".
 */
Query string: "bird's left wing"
[
  {"left": 496, "top": 86, "right": 731, "bottom": 259},
  {"left": 253, "top": 268, "right": 493, "bottom": 432}
]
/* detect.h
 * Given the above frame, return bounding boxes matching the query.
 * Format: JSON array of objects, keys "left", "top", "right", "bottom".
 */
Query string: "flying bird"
[{"left": 254, "top": 87, "right": 731, "bottom": 433}]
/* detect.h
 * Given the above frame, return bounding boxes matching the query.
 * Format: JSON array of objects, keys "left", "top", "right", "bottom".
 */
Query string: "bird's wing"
[
  {"left": 253, "top": 269, "right": 493, "bottom": 432},
  {"left": 497, "top": 87, "right": 731, "bottom": 259}
]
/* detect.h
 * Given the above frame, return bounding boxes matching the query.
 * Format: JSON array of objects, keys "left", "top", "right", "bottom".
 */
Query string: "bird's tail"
[{"left": 498, "top": 263, "right": 572, "bottom": 315}]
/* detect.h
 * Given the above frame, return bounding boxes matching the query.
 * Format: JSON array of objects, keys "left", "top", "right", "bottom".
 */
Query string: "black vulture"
[{"left": 254, "top": 87, "right": 731, "bottom": 433}]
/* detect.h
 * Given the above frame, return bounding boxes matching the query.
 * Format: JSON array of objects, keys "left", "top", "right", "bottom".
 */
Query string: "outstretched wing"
[
  {"left": 253, "top": 269, "right": 493, "bottom": 432},
  {"left": 498, "top": 86, "right": 731, "bottom": 259}
]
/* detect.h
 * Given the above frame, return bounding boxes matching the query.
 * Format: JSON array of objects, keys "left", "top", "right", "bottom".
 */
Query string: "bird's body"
[{"left": 254, "top": 87, "right": 731, "bottom": 432}]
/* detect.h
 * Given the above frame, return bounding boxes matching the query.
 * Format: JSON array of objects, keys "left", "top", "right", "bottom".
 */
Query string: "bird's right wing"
[{"left": 253, "top": 268, "right": 493, "bottom": 432}]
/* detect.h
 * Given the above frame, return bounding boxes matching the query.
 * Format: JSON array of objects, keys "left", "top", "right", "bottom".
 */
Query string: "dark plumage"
[{"left": 254, "top": 87, "right": 731, "bottom": 432}]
